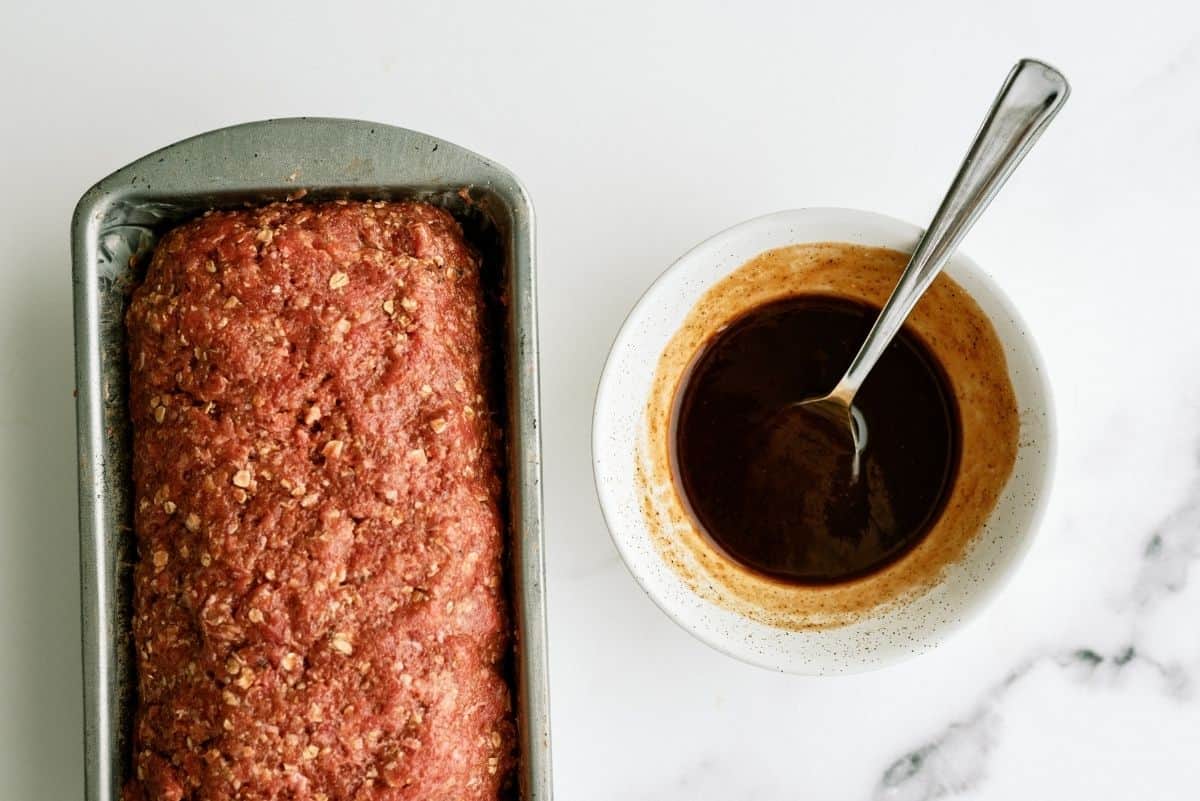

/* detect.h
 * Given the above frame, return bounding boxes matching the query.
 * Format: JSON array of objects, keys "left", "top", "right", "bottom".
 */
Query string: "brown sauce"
[{"left": 672, "top": 295, "right": 960, "bottom": 585}]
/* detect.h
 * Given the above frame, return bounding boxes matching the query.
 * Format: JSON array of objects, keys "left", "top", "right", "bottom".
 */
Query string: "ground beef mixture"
[{"left": 124, "top": 201, "right": 515, "bottom": 801}]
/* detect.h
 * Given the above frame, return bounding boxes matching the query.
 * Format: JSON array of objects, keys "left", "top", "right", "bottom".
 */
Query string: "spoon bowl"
[
  {"left": 787, "top": 391, "right": 868, "bottom": 480},
  {"left": 758, "top": 393, "right": 867, "bottom": 481}
]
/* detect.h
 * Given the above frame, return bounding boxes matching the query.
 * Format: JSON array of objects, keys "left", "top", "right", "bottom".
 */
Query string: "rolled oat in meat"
[{"left": 125, "top": 201, "right": 515, "bottom": 801}]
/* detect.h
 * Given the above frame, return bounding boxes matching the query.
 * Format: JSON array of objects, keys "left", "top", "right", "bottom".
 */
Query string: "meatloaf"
[{"left": 124, "top": 200, "right": 515, "bottom": 801}]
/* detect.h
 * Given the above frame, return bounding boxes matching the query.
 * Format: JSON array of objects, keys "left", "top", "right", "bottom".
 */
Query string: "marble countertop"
[{"left": 2, "top": 1, "right": 1198, "bottom": 799}]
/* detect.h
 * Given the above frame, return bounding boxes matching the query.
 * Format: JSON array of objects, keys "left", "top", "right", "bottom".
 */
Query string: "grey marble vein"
[
  {"left": 871, "top": 483, "right": 1200, "bottom": 801},
  {"left": 1133, "top": 486, "right": 1200, "bottom": 609}
]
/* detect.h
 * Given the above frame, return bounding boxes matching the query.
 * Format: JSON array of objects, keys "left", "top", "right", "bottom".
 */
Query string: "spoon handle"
[{"left": 831, "top": 59, "right": 1069, "bottom": 403}]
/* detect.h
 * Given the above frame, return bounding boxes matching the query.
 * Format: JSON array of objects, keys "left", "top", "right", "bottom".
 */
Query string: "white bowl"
[{"left": 592, "top": 207, "right": 1055, "bottom": 674}]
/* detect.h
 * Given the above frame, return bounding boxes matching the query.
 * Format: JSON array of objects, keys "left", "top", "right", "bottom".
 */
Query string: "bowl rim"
[{"left": 591, "top": 206, "right": 1058, "bottom": 674}]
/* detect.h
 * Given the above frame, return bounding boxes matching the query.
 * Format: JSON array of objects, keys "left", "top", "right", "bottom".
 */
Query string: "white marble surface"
[{"left": 2, "top": 1, "right": 1199, "bottom": 799}]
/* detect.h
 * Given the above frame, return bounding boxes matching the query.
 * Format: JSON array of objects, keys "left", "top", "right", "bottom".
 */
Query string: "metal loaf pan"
[{"left": 71, "top": 118, "right": 550, "bottom": 800}]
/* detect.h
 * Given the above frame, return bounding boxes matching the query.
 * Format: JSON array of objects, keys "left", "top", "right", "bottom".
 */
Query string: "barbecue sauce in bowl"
[{"left": 671, "top": 295, "right": 960, "bottom": 585}]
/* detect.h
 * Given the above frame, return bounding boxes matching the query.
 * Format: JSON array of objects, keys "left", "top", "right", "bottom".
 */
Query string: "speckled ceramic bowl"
[{"left": 592, "top": 207, "right": 1055, "bottom": 674}]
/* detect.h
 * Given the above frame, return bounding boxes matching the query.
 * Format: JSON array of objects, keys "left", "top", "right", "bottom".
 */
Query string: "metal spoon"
[{"left": 793, "top": 58, "right": 1069, "bottom": 480}]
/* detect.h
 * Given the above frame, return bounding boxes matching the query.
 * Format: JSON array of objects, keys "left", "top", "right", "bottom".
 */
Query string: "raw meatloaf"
[{"left": 125, "top": 201, "right": 515, "bottom": 801}]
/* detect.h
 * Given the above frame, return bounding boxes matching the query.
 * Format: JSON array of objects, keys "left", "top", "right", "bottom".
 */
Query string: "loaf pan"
[{"left": 71, "top": 118, "right": 551, "bottom": 800}]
